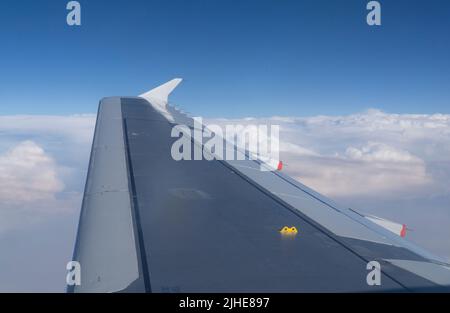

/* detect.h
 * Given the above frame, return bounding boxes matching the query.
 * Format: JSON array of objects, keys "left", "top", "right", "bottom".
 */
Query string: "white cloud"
[
  {"left": 0, "top": 140, "right": 81, "bottom": 233},
  {"left": 0, "top": 141, "right": 64, "bottom": 204},
  {"left": 285, "top": 153, "right": 431, "bottom": 198},
  {"left": 345, "top": 142, "right": 419, "bottom": 163},
  {"left": 285, "top": 141, "right": 432, "bottom": 198},
  {"left": 0, "top": 116, "right": 95, "bottom": 233}
]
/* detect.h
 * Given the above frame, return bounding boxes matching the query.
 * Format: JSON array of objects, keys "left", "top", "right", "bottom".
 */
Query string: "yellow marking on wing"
[{"left": 280, "top": 226, "right": 298, "bottom": 236}]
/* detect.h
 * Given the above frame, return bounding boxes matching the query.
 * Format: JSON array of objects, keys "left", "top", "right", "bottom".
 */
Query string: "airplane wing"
[{"left": 68, "top": 79, "right": 450, "bottom": 293}]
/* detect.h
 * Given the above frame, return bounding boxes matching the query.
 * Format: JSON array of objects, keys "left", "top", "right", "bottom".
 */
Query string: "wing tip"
[{"left": 139, "top": 78, "right": 183, "bottom": 104}]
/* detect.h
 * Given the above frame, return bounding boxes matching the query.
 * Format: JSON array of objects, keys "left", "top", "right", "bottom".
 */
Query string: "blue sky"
[{"left": 0, "top": 0, "right": 449, "bottom": 117}]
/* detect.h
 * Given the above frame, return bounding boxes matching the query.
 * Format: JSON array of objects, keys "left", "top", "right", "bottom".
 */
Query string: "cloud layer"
[{"left": 207, "top": 109, "right": 450, "bottom": 199}]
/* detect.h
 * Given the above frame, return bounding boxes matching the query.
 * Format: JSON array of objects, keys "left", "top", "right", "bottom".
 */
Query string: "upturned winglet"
[{"left": 139, "top": 78, "right": 183, "bottom": 104}]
